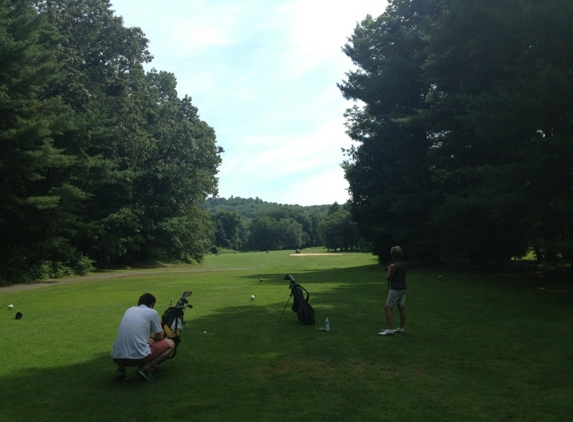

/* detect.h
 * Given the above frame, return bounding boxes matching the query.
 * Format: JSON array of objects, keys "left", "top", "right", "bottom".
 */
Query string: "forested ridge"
[
  {"left": 202, "top": 196, "right": 329, "bottom": 219},
  {"left": 340, "top": 0, "right": 573, "bottom": 269},
  {"left": 202, "top": 197, "right": 360, "bottom": 254}
]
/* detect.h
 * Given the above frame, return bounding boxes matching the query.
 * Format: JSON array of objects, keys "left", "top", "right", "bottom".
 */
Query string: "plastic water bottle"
[{"left": 325, "top": 317, "right": 330, "bottom": 332}]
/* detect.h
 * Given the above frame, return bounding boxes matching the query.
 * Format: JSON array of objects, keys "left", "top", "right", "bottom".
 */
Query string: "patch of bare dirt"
[
  {"left": 289, "top": 253, "right": 343, "bottom": 256},
  {"left": 0, "top": 268, "right": 241, "bottom": 293}
]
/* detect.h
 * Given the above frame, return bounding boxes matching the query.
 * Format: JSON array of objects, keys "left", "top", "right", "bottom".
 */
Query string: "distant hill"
[{"left": 201, "top": 196, "right": 331, "bottom": 219}]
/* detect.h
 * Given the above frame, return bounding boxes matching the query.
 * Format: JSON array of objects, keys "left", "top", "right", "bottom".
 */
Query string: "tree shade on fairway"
[{"left": 0, "top": 250, "right": 571, "bottom": 421}]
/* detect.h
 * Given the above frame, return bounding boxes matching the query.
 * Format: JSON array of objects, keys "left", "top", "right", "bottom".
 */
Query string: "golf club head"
[{"left": 175, "top": 291, "right": 193, "bottom": 309}]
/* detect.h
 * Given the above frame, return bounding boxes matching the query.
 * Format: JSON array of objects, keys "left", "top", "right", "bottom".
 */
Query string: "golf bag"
[
  {"left": 283, "top": 274, "right": 315, "bottom": 325},
  {"left": 154, "top": 291, "right": 193, "bottom": 360}
]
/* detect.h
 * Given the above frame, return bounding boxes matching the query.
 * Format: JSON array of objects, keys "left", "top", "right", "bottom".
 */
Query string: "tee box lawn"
[{"left": 1, "top": 249, "right": 572, "bottom": 422}]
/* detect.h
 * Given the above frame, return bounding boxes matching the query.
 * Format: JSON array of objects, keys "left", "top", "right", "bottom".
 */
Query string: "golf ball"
[
  {"left": 8, "top": 304, "right": 13, "bottom": 310},
  {"left": 439, "top": 275, "right": 442, "bottom": 279},
  {"left": 250, "top": 295, "right": 255, "bottom": 300}
]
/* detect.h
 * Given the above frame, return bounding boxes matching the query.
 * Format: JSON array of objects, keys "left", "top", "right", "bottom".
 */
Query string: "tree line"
[
  {"left": 340, "top": 0, "right": 573, "bottom": 267},
  {"left": 203, "top": 198, "right": 361, "bottom": 253},
  {"left": 1, "top": 0, "right": 222, "bottom": 284}
]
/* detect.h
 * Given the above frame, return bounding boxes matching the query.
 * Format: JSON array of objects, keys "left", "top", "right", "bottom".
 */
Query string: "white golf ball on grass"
[
  {"left": 250, "top": 295, "right": 255, "bottom": 300},
  {"left": 8, "top": 304, "right": 14, "bottom": 310}
]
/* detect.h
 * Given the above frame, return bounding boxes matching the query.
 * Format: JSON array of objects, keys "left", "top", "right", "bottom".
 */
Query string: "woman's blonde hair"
[{"left": 390, "top": 246, "right": 402, "bottom": 259}]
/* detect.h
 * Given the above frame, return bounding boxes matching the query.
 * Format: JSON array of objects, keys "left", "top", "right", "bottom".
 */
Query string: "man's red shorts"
[
  {"left": 113, "top": 339, "right": 172, "bottom": 367},
  {"left": 143, "top": 339, "right": 172, "bottom": 364}
]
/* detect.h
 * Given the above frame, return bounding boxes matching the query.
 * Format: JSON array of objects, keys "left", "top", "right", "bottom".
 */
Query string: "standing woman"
[{"left": 379, "top": 246, "right": 407, "bottom": 336}]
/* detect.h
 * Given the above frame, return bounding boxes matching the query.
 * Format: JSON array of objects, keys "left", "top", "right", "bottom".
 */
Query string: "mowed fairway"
[{"left": 1, "top": 249, "right": 572, "bottom": 422}]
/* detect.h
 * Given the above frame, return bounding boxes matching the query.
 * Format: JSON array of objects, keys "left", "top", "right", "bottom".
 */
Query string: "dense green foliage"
[
  {"left": 0, "top": 0, "right": 222, "bottom": 284},
  {"left": 319, "top": 202, "right": 361, "bottom": 251},
  {"left": 340, "top": 0, "right": 573, "bottom": 266},
  {"left": 2, "top": 252, "right": 571, "bottom": 421},
  {"left": 203, "top": 197, "right": 360, "bottom": 252}
]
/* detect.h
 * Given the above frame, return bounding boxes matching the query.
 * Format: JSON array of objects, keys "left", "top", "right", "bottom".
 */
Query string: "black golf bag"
[
  {"left": 153, "top": 291, "right": 193, "bottom": 360},
  {"left": 284, "top": 274, "right": 315, "bottom": 325}
]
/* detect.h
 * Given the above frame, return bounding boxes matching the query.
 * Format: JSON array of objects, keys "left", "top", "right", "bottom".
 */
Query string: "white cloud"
[
  {"left": 110, "top": 0, "right": 387, "bottom": 205},
  {"left": 216, "top": 113, "right": 352, "bottom": 205}
]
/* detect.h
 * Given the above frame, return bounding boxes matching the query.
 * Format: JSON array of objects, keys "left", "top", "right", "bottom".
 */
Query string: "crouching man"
[{"left": 111, "top": 293, "right": 174, "bottom": 382}]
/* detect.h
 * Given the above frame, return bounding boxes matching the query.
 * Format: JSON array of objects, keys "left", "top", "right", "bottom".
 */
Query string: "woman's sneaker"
[
  {"left": 393, "top": 328, "right": 405, "bottom": 334},
  {"left": 378, "top": 329, "right": 394, "bottom": 336}
]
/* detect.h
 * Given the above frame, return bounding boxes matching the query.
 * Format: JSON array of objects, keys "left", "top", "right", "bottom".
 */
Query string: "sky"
[{"left": 110, "top": 0, "right": 388, "bottom": 206}]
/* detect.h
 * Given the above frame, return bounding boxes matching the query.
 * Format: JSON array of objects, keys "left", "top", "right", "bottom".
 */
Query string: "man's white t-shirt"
[{"left": 111, "top": 305, "right": 162, "bottom": 359}]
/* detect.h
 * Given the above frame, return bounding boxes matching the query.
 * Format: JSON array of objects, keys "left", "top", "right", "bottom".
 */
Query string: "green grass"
[{"left": 1, "top": 250, "right": 572, "bottom": 422}]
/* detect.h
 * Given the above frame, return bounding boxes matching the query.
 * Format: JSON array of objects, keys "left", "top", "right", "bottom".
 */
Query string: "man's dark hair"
[{"left": 138, "top": 293, "right": 156, "bottom": 307}]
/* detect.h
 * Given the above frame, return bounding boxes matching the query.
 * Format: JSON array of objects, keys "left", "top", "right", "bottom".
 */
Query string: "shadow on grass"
[
  {"left": 1, "top": 352, "right": 227, "bottom": 422},
  {"left": 1, "top": 265, "right": 394, "bottom": 422},
  {"left": 2, "top": 263, "right": 571, "bottom": 422}
]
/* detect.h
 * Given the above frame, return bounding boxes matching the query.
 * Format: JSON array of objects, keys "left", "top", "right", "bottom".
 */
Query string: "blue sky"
[{"left": 110, "top": 0, "right": 388, "bottom": 206}]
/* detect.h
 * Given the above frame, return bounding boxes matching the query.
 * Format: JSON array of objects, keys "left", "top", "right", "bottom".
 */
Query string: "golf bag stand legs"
[{"left": 278, "top": 294, "right": 292, "bottom": 322}]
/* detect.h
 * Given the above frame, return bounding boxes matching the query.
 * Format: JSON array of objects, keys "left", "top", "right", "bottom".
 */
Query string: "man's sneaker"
[
  {"left": 393, "top": 328, "right": 405, "bottom": 334},
  {"left": 116, "top": 367, "right": 127, "bottom": 382},
  {"left": 378, "top": 329, "right": 394, "bottom": 336},
  {"left": 136, "top": 367, "right": 154, "bottom": 382}
]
